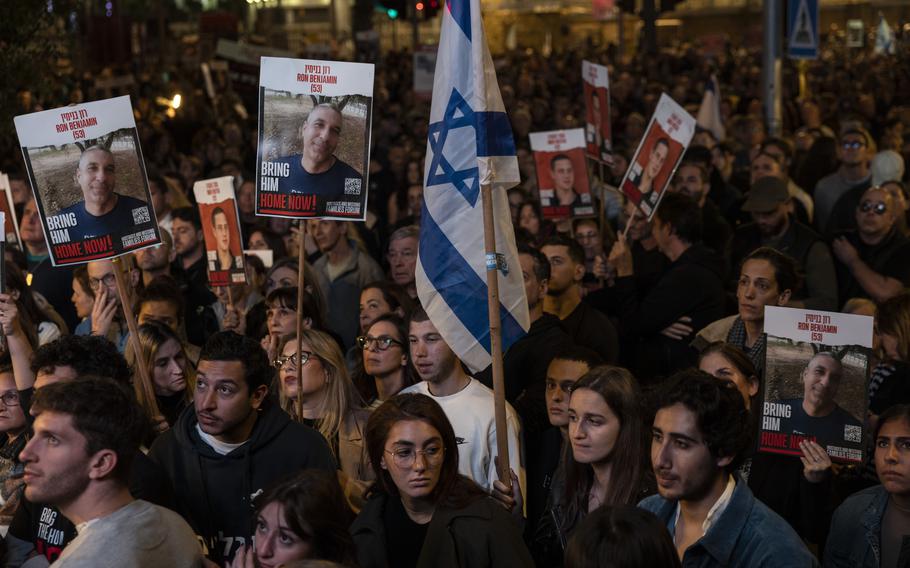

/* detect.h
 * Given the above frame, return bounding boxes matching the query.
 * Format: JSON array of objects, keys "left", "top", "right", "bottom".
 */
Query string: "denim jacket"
[
  {"left": 639, "top": 476, "right": 818, "bottom": 567},
  {"left": 823, "top": 485, "right": 906, "bottom": 568}
]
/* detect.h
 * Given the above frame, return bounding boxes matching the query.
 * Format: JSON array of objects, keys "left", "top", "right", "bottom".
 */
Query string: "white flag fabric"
[
  {"left": 416, "top": 0, "right": 529, "bottom": 373},
  {"left": 696, "top": 74, "right": 725, "bottom": 141},
  {"left": 875, "top": 14, "right": 895, "bottom": 55}
]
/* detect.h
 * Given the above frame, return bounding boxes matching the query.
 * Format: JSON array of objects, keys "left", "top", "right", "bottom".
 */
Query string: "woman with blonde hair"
[
  {"left": 275, "top": 329, "right": 372, "bottom": 509},
  {"left": 127, "top": 321, "right": 195, "bottom": 434}
]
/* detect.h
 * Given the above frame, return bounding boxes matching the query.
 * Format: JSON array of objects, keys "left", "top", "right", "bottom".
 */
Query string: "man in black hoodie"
[
  {"left": 608, "top": 192, "right": 726, "bottom": 381},
  {"left": 148, "top": 331, "right": 335, "bottom": 564}
]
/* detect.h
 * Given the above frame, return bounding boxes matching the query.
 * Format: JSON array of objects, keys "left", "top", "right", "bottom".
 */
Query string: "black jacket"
[
  {"left": 613, "top": 243, "right": 726, "bottom": 381},
  {"left": 148, "top": 400, "right": 336, "bottom": 563},
  {"left": 351, "top": 491, "right": 533, "bottom": 568}
]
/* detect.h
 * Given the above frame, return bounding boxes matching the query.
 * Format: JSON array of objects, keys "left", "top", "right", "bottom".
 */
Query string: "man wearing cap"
[
  {"left": 814, "top": 128, "right": 873, "bottom": 236},
  {"left": 730, "top": 176, "right": 837, "bottom": 311},
  {"left": 832, "top": 185, "right": 910, "bottom": 304}
]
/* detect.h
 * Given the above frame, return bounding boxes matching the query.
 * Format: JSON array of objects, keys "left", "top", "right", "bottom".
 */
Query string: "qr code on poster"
[
  {"left": 844, "top": 424, "right": 862, "bottom": 443},
  {"left": 132, "top": 207, "right": 151, "bottom": 224},
  {"left": 344, "top": 178, "right": 362, "bottom": 196}
]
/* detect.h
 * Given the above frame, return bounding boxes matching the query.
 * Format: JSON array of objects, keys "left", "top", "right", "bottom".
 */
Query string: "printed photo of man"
[
  {"left": 58, "top": 146, "right": 153, "bottom": 241},
  {"left": 210, "top": 206, "right": 237, "bottom": 271},
  {"left": 271, "top": 103, "right": 362, "bottom": 212}
]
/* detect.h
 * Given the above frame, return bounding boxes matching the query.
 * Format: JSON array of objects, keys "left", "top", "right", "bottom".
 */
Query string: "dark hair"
[
  {"left": 353, "top": 313, "right": 417, "bottom": 403},
  {"left": 31, "top": 378, "right": 146, "bottom": 483},
  {"left": 365, "top": 393, "right": 486, "bottom": 507},
  {"left": 740, "top": 246, "right": 802, "bottom": 295},
  {"left": 171, "top": 207, "right": 202, "bottom": 230},
  {"left": 517, "top": 245, "right": 550, "bottom": 283},
  {"left": 552, "top": 345, "right": 604, "bottom": 369},
  {"left": 877, "top": 292, "right": 910, "bottom": 362},
  {"left": 761, "top": 137, "right": 794, "bottom": 163},
  {"left": 564, "top": 505, "right": 681, "bottom": 568},
  {"left": 654, "top": 193, "right": 702, "bottom": 245},
  {"left": 6, "top": 262, "right": 55, "bottom": 342},
  {"left": 253, "top": 470, "right": 357, "bottom": 565},
  {"left": 676, "top": 161, "right": 709, "bottom": 184},
  {"left": 210, "top": 206, "right": 227, "bottom": 226},
  {"left": 541, "top": 235, "right": 586, "bottom": 266},
  {"left": 564, "top": 367, "right": 646, "bottom": 524},
  {"left": 266, "top": 287, "right": 326, "bottom": 330},
  {"left": 698, "top": 342, "right": 758, "bottom": 383},
  {"left": 72, "top": 265, "right": 95, "bottom": 300},
  {"left": 876, "top": 404, "right": 910, "bottom": 440},
  {"left": 360, "top": 281, "right": 414, "bottom": 316},
  {"left": 200, "top": 331, "right": 273, "bottom": 391},
  {"left": 135, "top": 276, "right": 185, "bottom": 323},
  {"left": 408, "top": 303, "right": 430, "bottom": 327},
  {"left": 31, "top": 335, "right": 132, "bottom": 386},
  {"left": 248, "top": 225, "right": 288, "bottom": 258},
  {"left": 682, "top": 145, "right": 713, "bottom": 170},
  {"left": 550, "top": 153, "right": 573, "bottom": 170},
  {"left": 147, "top": 171, "right": 169, "bottom": 194},
  {"left": 655, "top": 370, "right": 752, "bottom": 472}
]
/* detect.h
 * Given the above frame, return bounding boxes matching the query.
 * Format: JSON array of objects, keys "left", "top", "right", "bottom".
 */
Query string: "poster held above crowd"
[
  {"left": 0, "top": 174, "right": 22, "bottom": 248},
  {"left": 619, "top": 93, "right": 695, "bottom": 221},
  {"left": 760, "top": 306, "right": 873, "bottom": 463},
  {"left": 255, "top": 57, "right": 375, "bottom": 221},
  {"left": 582, "top": 60, "right": 613, "bottom": 166},
  {"left": 193, "top": 176, "right": 247, "bottom": 288},
  {"left": 13, "top": 95, "right": 161, "bottom": 266},
  {"left": 529, "top": 128, "right": 594, "bottom": 220}
]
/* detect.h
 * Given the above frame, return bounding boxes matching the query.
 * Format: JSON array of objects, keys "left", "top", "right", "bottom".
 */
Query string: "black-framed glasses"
[
  {"left": 859, "top": 200, "right": 888, "bottom": 215},
  {"left": 842, "top": 140, "right": 865, "bottom": 150},
  {"left": 384, "top": 445, "right": 445, "bottom": 468},
  {"left": 88, "top": 273, "right": 117, "bottom": 290},
  {"left": 356, "top": 335, "right": 403, "bottom": 351},
  {"left": 273, "top": 351, "right": 313, "bottom": 369},
  {"left": 0, "top": 392, "right": 19, "bottom": 406}
]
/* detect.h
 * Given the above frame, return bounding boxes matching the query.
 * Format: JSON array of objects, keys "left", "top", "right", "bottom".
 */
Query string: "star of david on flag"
[{"left": 416, "top": 0, "right": 529, "bottom": 373}]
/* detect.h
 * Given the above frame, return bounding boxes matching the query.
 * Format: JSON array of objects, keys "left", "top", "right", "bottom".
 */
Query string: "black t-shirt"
[
  {"left": 383, "top": 496, "right": 429, "bottom": 568},
  {"left": 777, "top": 398, "right": 864, "bottom": 459}
]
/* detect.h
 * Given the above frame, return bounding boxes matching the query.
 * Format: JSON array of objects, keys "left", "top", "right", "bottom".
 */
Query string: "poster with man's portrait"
[
  {"left": 582, "top": 60, "right": 612, "bottom": 165},
  {"left": 760, "top": 306, "right": 873, "bottom": 463},
  {"left": 0, "top": 174, "right": 21, "bottom": 248},
  {"left": 529, "top": 129, "right": 593, "bottom": 220},
  {"left": 13, "top": 96, "right": 160, "bottom": 266},
  {"left": 619, "top": 93, "right": 695, "bottom": 221},
  {"left": 256, "top": 57, "right": 375, "bottom": 221},
  {"left": 193, "top": 176, "right": 247, "bottom": 287}
]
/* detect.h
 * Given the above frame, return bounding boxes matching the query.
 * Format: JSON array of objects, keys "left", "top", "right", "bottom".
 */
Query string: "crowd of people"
[{"left": 0, "top": 26, "right": 908, "bottom": 568}]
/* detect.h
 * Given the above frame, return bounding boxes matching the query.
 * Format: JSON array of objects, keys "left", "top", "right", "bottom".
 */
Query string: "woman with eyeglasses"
[
  {"left": 353, "top": 314, "right": 416, "bottom": 409},
  {"left": 226, "top": 469, "right": 358, "bottom": 568},
  {"left": 0, "top": 364, "right": 27, "bottom": 535},
  {"left": 351, "top": 393, "right": 533, "bottom": 568},
  {"left": 274, "top": 328, "right": 373, "bottom": 510}
]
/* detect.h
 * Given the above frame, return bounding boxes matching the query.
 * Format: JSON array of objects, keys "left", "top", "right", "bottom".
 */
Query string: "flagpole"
[
  {"left": 480, "top": 182, "right": 511, "bottom": 486},
  {"left": 296, "top": 221, "right": 307, "bottom": 423}
]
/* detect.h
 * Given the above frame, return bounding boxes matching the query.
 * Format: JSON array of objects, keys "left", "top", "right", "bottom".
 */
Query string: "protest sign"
[
  {"left": 14, "top": 96, "right": 160, "bottom": 266},
  {"left": 530, "top": 128, "right": 594, "bottom": 220},
  {"left": 0, "top": 175, "right": 21, "bottom": 248},
  {"left": 256, "top": 57, "right": 374, "bottom": 221},
  {"left": 760, "top": 306, "right": 873, "bottom": 463},
  {"left": 193, "top": 176, "right": 247, "bottom": 287},
  {"left": 582, "top": 60, "right": 613, "bottom": 165},
  {"left": 619, "top": 93, "right": 695, "bottom": 220}
]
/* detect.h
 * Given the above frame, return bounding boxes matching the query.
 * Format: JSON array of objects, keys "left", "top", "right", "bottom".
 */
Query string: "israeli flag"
[
  {"left": 416, "top": 0, "right": 529, "bottom": 373},
  {"left": 875, "top": 14, "right": 895, "bottom": 55},
  {"left": 696, "top": 74, "right": 725, "bottom": 142}
]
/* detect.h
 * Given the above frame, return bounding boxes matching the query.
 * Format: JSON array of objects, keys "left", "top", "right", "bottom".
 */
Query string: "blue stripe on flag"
[
  {"left": 420, "top": 208, "right": 525, "bottom": 353},
  {"left": 446, "top": 0, "right": 472, "bottom": 42},
  {"left": 475, "top": 112, "right": 516, "bottom": 157}
]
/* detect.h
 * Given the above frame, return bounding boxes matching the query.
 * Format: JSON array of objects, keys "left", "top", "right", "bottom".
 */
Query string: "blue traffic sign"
[{"left": 788, "top": 0, "right": 819, "bottom": 59}]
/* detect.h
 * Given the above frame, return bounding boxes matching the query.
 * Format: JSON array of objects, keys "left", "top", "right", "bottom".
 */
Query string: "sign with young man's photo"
[{"left": 193, "top": 176, "right": 247, "bottom": 287}]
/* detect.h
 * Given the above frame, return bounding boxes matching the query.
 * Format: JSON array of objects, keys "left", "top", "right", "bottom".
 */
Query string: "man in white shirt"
[
  {"left": 403, "top": 306, "right": 526, "bottom": 501},
  {"left": 20, "top": 377, "right": 202, "bottom": 567}
]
